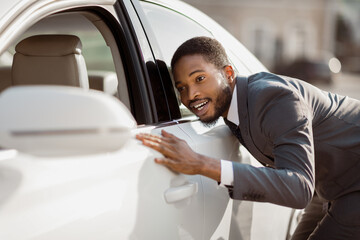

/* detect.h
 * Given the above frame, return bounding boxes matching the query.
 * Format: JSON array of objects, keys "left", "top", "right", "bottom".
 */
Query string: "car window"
[
  {"left": 8, "top": 14, "right": 116, "bottom": 73},
  {"left": 140, "top": 1, "right": 213, "bottom": 66},
  {"left": 140, "top": 1, "right": 214, "bottom": 118},
  {"left": 0, "top": 12, "right": 131, "bottom": 107}
]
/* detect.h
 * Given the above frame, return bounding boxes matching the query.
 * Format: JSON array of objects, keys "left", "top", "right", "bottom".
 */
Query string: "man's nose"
[{"left": 188, "top": 85, "right": 200, "bottom": 100}]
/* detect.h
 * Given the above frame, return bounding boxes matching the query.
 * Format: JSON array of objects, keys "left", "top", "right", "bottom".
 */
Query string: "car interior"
[
  {"left": 0, "top": 11, "right": 131, "bottom": 109},
  {"left": 12, "top": 34, "right": 89, "bottom": 88}
]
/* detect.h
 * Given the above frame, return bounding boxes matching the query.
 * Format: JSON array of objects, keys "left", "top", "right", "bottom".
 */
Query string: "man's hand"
[{"left": 136, "top": 130, "right": 221, "bottom": 182}]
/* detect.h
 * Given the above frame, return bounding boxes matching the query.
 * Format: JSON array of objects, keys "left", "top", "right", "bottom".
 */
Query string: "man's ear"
[{"left": 223, "top": 65, "right": 235, "bottom": 84}]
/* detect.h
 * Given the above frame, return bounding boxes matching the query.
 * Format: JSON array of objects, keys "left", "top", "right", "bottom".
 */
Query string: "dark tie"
[{"left": 224, "top": 118, "right": 247, "bottom": 149}]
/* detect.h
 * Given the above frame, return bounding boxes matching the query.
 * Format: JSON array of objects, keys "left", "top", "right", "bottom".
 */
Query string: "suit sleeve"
[{"left": 231, "top": 78, "right": 315, "bottom": 209}]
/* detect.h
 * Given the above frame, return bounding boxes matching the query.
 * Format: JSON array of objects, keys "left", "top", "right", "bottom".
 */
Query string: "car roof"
[
  {"left": 143, "top": 0, "right": 216, "bottom": 30},
  {"left": 0, "top": 0, "right": 23, "bottom": 28},
  {"left": 0, "top": 0, "right": 116, "bottom": 32},
  {"left": 0, "top": 0, "right": 117, "bottom": 54}
]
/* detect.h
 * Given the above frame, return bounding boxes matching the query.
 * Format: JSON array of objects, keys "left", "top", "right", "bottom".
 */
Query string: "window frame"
[{"left": 131, "top": 0, "right": 190, "bottom": 121}]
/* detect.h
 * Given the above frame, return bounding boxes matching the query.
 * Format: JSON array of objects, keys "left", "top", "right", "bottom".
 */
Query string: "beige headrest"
[
  {"left": 12, "top": 34, "right": 89, "bottom": 88},
  {"left": 15, "top": 35, "right": 83, "bottom": 56}
]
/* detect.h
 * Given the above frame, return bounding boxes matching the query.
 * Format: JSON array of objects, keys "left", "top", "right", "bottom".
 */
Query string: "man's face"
[{"left": 173, "top": 54, "right": 233, "bottom": 126}]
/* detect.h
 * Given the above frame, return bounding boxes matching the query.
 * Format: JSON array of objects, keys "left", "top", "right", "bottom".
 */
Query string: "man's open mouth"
[
  {"left": 189, "top": 99, "right": 210, "bottom": 116},
  {"left": 193, "top": 100, "right": 208, "bottom": 111}
]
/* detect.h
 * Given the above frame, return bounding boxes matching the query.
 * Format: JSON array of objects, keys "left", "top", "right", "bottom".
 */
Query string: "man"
[{"left": 136, "top": 37, "right": 360, "bottom": 239}]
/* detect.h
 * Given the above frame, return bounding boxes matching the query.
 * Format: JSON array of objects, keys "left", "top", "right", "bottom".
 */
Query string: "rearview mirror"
[{"left": 0, "top": 86, "right": 136, "bottom": 157}]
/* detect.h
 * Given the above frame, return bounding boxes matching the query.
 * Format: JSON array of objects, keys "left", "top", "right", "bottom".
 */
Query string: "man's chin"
[{"left": 199, "top": 116, "right": 220, "bottom": 128}]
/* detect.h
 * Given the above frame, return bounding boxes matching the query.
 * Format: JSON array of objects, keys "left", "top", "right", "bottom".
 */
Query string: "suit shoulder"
[
  {"left": 247, "top": 72, "right": 296, "bottom": 102},
  {"left": 246, "top": 72, "right": 309, "bottom": 139}
]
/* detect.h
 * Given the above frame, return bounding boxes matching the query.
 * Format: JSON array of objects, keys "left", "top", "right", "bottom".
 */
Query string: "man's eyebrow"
[{"left": 189, "top": 69, "right": 204, "bottom": 77}]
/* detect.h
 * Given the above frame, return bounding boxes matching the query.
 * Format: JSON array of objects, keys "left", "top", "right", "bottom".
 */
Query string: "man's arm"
[{"left": 136, "top": 130, "right": 221, "bottom": 182}]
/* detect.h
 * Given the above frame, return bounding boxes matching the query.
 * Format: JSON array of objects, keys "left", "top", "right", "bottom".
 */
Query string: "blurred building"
[
  {"left": 335, "top": 0, "right": 360, "bottom": 73},
  {"left": 183, "top": 0, "right": 359, "bottom": 73}
]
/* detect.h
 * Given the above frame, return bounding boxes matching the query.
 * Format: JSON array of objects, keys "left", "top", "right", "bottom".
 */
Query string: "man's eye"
[
  {"left": 177, "top": 86, "right": 185, "bottom": 92},
  {"left": 196, "top": 76, "right": 205, "bottom": 82}
]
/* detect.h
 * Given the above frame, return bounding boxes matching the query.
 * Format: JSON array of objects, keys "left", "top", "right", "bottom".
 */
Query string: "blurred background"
[{"left": 183, "top": 0, "right": 360, "bottom": 99}]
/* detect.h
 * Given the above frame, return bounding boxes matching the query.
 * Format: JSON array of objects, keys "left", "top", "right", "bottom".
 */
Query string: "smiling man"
[
  {"left": 136, "top": 37, "right": 360, "bottom": 239},
  {"left": 173, "top": 52, "right": 233, "bottom": 127}
]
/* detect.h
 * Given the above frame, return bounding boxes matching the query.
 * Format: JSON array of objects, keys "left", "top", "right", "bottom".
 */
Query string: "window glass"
[
  {"left": 140, "top": 1, "right": 213, "bottom": 66},
  {"left": 10, "top": 14, "right": 116, "bottom": 72},
  {"left": 141, "top": 1, "right": 214, "bottom": 117},
  {"left": 2, "top": 13, "right": 124, "bottom": 101}
]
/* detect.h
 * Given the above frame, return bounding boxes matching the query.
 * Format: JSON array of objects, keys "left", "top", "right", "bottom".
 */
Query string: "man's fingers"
[
  {"left": 142, "top": 139, "right": 159, "bottom": 147},
  {"left": 137, "top": 132, "right": 186, "bottom": 158},
  {"left": 154, "top": 157, "right": 167, "bottom": 164},
  {"left": 161, "top": 130, "right": 184, "bottom": 144},
  {"left": 161, "top": 130, "right": 178, "bottom": 139},
  {"left": 136, "top": 133, "right": 161, "bottom": 143},
  {"left": 155, "top": 157, "right": 176, "bottom": 169},
  {"left": 141, "top": 138, "right": 177, "bottom": 158},
  {"left": 137, "top": 133, "right": 173, "bottom": 143},
  {"left": 142, "top": 139, "right": 165, "bottom": 152},
  {"left": 137, "top": 133, "right": 180, "bottom": 147}
]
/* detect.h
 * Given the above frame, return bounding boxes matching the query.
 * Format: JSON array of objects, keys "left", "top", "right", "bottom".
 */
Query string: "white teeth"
[{"left": 193, "top": 101, "right": 208, "bottom": 109}]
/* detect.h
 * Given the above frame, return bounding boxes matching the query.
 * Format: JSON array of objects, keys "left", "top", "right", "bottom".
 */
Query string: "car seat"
[{"left": 11, "top": 34, "right": 89, "bottom": 88}]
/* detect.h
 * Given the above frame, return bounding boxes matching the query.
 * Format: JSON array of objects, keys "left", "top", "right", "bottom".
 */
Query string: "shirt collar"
[{"left": 226, "top": 85, "right": 239, "bottom": 126}]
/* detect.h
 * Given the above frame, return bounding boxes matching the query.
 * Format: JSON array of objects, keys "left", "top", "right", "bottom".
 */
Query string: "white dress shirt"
[{"left": 220, "top": 85, "right": 238, "bottom": 186}]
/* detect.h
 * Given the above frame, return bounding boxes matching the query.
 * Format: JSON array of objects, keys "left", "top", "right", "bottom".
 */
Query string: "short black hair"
[{"left": 171, "top": 36, "right": 230, "bottom": 72}]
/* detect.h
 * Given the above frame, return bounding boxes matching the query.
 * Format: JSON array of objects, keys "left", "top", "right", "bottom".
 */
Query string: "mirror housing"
[{"left": 0, "top": 86, "right": 136, "bottom": 157}]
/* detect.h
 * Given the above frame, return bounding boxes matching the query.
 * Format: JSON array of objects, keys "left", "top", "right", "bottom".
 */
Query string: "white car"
[{"left": 0, "top": 0, "right": 300, "bottom": 239}]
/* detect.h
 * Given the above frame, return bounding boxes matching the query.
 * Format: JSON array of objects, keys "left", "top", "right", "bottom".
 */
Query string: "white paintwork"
[
  {"left": 0, "top": 124, "right": 205, "bottom": 239},
  {"left": 164, "top": 182, "right": 198, "bottom": 203},
  {"left": 178, "top": 120, "right": 243, "bottom": 239}
]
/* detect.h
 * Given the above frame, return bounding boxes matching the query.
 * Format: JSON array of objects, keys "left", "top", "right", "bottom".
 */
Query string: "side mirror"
[{"left": 0, "top": 86, "right": 136, "bottom": 157}]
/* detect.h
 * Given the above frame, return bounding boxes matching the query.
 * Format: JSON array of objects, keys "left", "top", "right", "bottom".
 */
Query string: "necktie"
[
  {"left": 224, "top": 118, "right": 247, "bottom": 149},
  {"left": 224, "top": 118, "right": 274, "bottom": 167}
]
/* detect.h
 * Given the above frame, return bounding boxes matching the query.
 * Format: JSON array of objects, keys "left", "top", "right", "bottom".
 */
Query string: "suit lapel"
[{"left": 236, "top": 76, "right": 274, "bottom": 167}]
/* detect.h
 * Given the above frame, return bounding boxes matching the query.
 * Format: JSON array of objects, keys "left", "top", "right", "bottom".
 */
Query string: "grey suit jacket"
[{"left": 230, "top": 72, "right": 360, "bottom": 209}]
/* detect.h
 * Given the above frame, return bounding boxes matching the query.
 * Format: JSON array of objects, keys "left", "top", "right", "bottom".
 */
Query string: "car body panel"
[
  {"left": 178, "top": 120, "right": 242, "bottom": 239},
  {"left": 0, "top": 124, "right": 204, "bottom": 239}
]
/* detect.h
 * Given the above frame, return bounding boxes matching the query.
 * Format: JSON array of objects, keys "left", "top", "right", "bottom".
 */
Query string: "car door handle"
[{"left": 164, "top": 182, "right": 198, "bottom": 203}]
